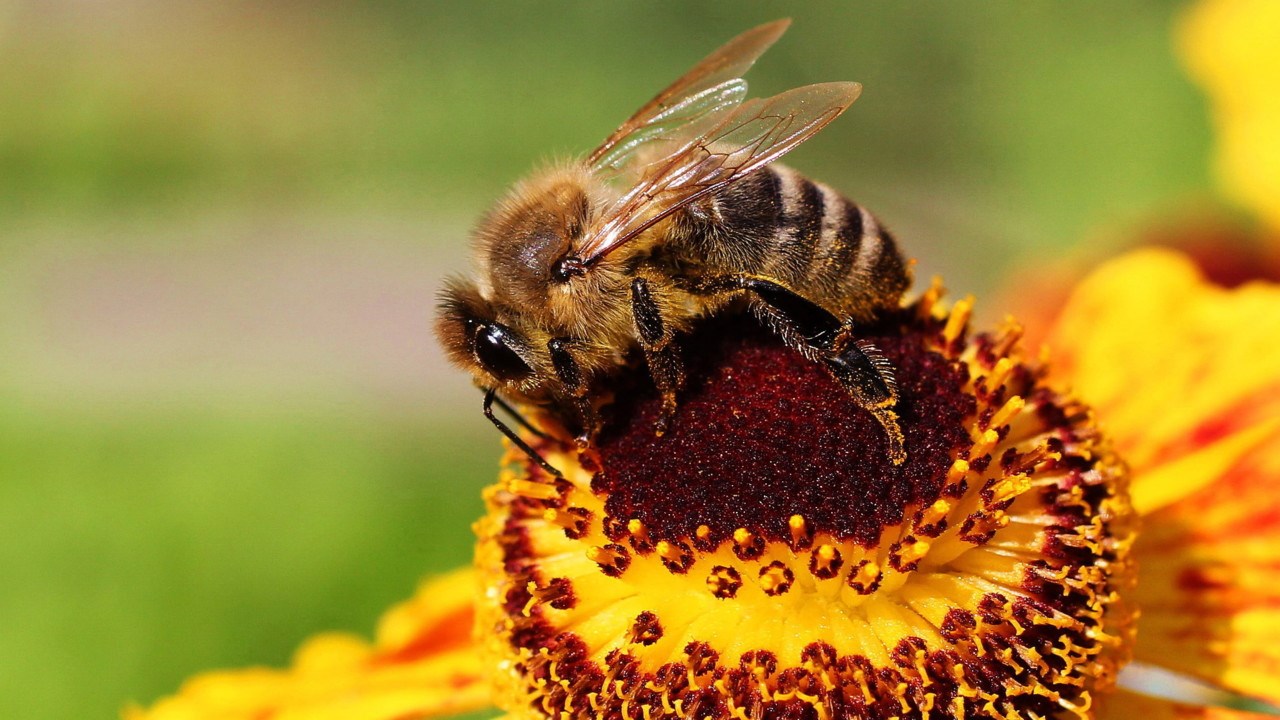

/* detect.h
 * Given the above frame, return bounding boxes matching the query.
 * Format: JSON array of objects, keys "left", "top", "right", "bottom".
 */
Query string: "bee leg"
[
  {"left": 548, "top": 337, "right": 598, "bottom": 449},
  {"left": 686, "top": 274, "right": 907, "bottom": 464},
  {"left": 631, "top": 277, "right": 686, "bottom": 436},
  {"left": 820, "top": 337, "right": 906, "bottom": 465},
  {"left": 483, "top": 388, "right": 564, "bottom": 478}
]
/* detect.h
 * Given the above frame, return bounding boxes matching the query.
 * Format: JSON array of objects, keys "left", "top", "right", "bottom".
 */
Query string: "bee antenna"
[
  {"left": 490, "top": 392, "right": 555, "bottom": 441},
  {"left": 483, "top": 388, "right": 565, "bottom": 478}
]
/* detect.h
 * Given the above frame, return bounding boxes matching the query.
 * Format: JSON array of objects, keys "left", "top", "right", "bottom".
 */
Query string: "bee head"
[{"left": 436, "top": 277, "right": 542, "bottom": 392}]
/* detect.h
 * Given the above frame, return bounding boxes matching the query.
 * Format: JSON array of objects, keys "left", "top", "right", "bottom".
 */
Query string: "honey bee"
[{"left": 437, "top": 20, "right": 912, "bottom": 474}]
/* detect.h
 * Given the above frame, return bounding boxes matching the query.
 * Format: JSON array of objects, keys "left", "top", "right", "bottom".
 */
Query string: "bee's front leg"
[
  {"left": 547, "top": 338, "right": 598, "bottom": 449},
  {"left": 630, "top": 276, "right": 686, "bottom": 436}
]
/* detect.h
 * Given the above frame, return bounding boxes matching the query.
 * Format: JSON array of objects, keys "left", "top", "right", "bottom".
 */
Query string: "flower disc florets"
[{"left": 475, "top": 287, "right": 1136, "bottom": 720}]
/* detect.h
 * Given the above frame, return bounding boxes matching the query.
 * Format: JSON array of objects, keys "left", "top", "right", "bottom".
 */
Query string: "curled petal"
[{"left": 125, "top": 569, "right": 490, "bottom": 720}]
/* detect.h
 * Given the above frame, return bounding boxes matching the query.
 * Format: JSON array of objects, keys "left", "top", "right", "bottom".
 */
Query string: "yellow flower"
[
  {"left": 127, "top": 248, "right": 1280, "bottom": 720},
  {"left": 475, "top": 285, "right": 1134, "bottom": 719},
  {"left": 1181, "top": 0, "right": 1280, "bottom": 232}
]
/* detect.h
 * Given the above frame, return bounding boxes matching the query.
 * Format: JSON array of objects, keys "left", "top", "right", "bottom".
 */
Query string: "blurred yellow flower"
[
  {"left": 124, "top": 568, "right": 490, "bottom": 720},
  {"left": 1181, "top": 0, "right": 1280, "bottom": 231}
]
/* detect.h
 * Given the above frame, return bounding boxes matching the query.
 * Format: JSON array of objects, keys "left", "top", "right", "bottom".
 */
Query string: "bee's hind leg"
[
  {"left": 820, "top": 335, "right": 906, "bottom": 465},
  {"left": 631, "top": 276, "right": 686, "bottom": 436},
  {"left": 685, "top": 274, "right": 907, "bottom": 465}
]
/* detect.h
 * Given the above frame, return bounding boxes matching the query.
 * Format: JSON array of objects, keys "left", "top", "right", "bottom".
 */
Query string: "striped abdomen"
[
  {"left": 670, "top": 164, "right": 911, "bottom": 323},
  {"left": 765, "top": 165, "right": 910, "bottom": 322}
]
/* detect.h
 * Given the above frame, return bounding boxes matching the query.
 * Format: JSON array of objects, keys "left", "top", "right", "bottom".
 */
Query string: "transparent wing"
[
  {"left": 576, "top": 81, "right": 862, "bottom": 264},
  {"left": 587, "top": 19, "right": 791, "bottom": 174},
  {"left": 589, "top": 80, "right": 748, "bottom": 176}
]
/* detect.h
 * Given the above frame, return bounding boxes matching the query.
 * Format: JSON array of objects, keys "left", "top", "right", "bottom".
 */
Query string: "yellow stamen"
[
  {"left": 987, "top": 395, "right": 1025, "bottom": 431},
  {"left": 509, "top": 477, "right": 561, "bottom": 501},
  {"left": 788, "top": 514, "right": 809, "bottom": 548},
  {"left": 942, "top": 295, "right": 974, "bottom": 344}
]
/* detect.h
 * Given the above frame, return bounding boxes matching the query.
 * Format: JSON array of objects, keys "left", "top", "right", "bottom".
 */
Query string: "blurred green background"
[{"left": 0, "top": 2, "right": 1212, "bottom": 718}]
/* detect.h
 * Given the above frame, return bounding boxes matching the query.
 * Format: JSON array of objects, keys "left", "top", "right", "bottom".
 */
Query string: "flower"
[
  {"left": 1047, "top": 251, "right": 1280, "bottom": 710},
  {"left": 476, "top": 288, "right": 1135, "bottom": 719},
  {"left": 127, "top": 247, "right": 1280, "bottom": 719}
]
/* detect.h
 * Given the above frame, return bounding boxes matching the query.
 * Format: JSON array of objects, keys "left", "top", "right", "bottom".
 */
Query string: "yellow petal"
[
  {"left": 1133, "top": 426, "right": 1280, "bottom": 705},
  {"left": 1047, "top": 249, "right": 1280, "bottom": 703},
  {"left": 1180, "top": 0, "right": 1280, "bottom": 231},
  {"left": 1047, "top": 248, "right": 1280, "bottom": 515},
  {"left": 125, "top": 568, "right": 492, "bottom": 720}
]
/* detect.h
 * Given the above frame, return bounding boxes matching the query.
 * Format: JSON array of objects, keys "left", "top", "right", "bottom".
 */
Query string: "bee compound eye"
[{"left": 474, "top": 322, "right": 534, "bottom": 382}]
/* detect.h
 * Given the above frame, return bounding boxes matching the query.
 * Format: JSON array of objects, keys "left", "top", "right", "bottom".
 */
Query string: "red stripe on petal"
[{"left": 375, "top": 606, "right": 475, "bottom": 665}]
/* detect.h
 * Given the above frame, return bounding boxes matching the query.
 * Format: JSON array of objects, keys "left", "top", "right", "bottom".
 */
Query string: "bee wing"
[
  {"left": 587, "top": 19, "right": 791, "bottom": 173},
  {"left": 576, "top": 81, "right": 862, "bottom": 265},
  {"left": 589, "top": 80, "right": 749, "bottom": 178}
]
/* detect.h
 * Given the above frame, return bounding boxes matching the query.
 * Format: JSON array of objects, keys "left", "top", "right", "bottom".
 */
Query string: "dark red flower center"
[{"left": 595, "top": 315, "right": 975, "bottom": 549}]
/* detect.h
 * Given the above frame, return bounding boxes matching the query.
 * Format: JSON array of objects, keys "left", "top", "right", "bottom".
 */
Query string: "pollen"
[{"left": 474, "top": 288, "right": 1136, "bottom": 720}]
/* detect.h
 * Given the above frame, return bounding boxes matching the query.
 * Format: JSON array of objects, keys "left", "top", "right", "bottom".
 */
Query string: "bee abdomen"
[{"left": 770, "top": 166, "right": 909, "bottom": 322}]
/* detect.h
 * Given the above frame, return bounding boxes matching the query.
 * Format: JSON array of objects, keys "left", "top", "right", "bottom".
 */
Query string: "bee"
[{"left": 436, "top": 19, "right": 912, "bottom": 475}]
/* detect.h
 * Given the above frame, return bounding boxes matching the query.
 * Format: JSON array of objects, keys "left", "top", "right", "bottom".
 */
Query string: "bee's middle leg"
[{"left": 631, "top": 276, "right": 686, "bottom": 436}]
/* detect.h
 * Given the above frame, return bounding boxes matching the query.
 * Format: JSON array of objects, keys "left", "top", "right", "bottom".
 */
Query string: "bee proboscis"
[{"left": 437, "top": 20, "right": 912, "bottom": 474}]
